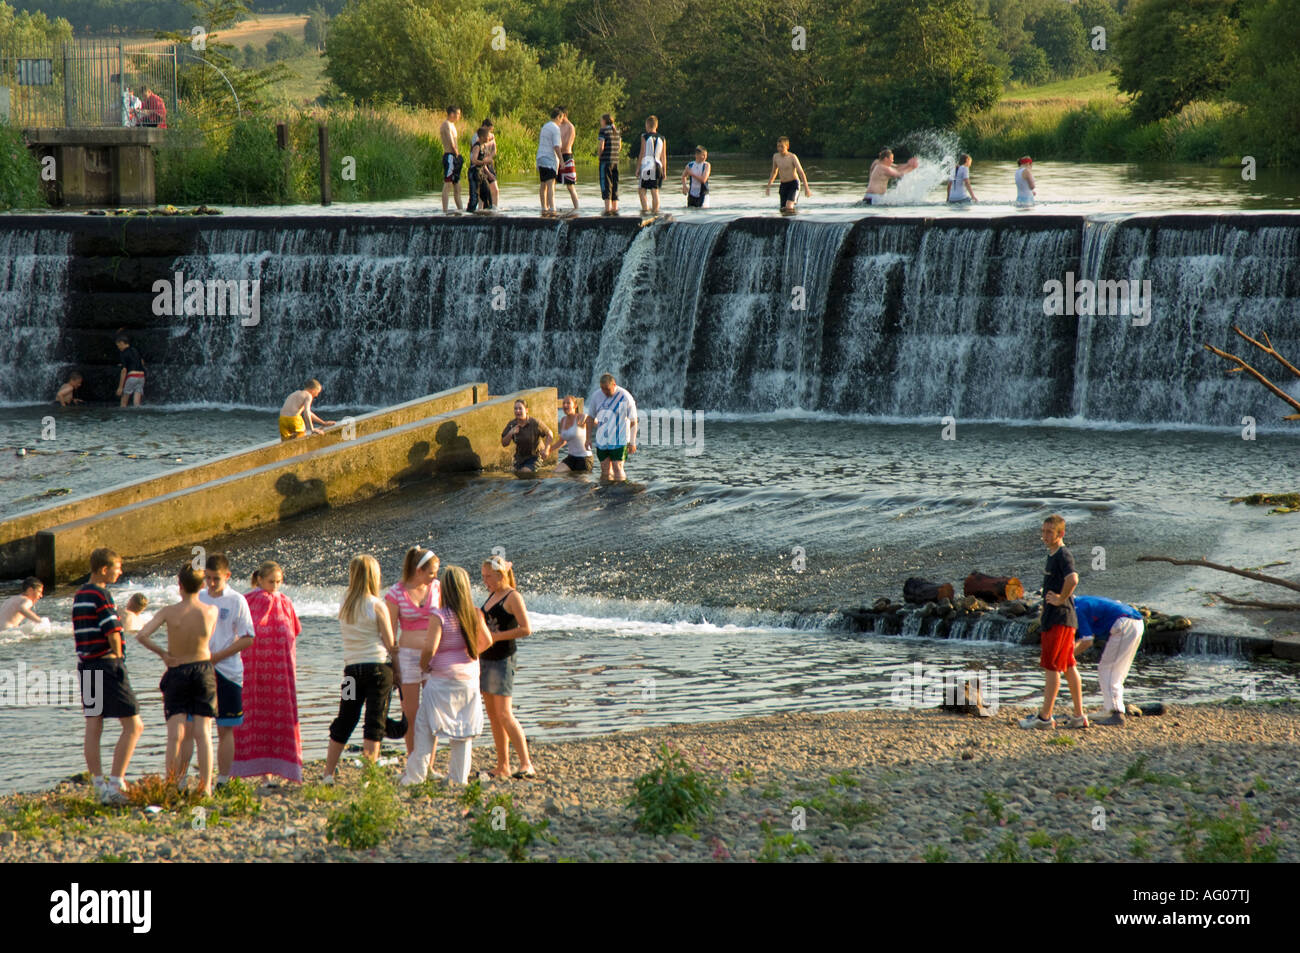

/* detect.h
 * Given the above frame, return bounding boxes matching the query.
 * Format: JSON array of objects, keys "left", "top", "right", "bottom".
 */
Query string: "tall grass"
[
  {"left": 155, "top": 106, "right": 543, "bottom": 206},
  {"left": 0, "top": 122, "right": 46, "bottom": 210},
  {"left": 957, "top": 99, "right": 1243, "bottom": 165}
]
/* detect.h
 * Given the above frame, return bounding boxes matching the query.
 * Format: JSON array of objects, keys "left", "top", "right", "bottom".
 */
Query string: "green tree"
[
  {"left": 0, "top": 1, "right": 73, "bottom": 47},
  {"left": 1027, "top": 2, "right": 1090, "bottom": 79},
  {"left": 1115, "top": 0, "right": 1242, "bottom": 123},
  {"left": 304, "top": 5, "right": 330, "bottom": 50},
  {"left": 1230, "top": 0, "right": 1300, "bottom": 164},
  {"left": 1076, "top": 0, "right": 1122, "bottom": 68}
]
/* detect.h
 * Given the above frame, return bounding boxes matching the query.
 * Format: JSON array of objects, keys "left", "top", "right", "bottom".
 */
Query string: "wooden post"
[
  {"left": 318, "top": 123, "right": 330, "bottom": 206},
  {"left": 276, "top": 122, "right": 287, "bottom": 150}
]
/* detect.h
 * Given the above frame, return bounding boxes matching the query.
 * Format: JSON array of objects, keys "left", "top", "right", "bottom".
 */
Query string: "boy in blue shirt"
[{"left": 1073, "top": 594, "right": 1144, "bottom": 726}]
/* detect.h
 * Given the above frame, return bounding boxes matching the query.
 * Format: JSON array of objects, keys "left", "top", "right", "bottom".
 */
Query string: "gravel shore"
[{"left": 3, "top": 701, "right": 1297, "bottom": 862}]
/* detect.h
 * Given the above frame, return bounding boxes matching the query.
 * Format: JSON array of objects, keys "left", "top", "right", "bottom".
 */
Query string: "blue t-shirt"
[{"left": 1073, "top": 595, "right": 1142, "bottom": 645}]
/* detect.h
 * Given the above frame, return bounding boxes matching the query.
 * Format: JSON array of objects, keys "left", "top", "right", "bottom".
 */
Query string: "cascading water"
[
  {"left": 4, "top": 212, "right": 1300, "bottom": 425},
  {"left": 0, "top": 230, "right": 70, "bottom": 404}
]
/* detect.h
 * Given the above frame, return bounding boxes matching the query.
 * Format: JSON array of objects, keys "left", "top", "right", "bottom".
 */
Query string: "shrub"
[
  {"left": 0, "top": 123, "right": 46, "bottom": 210},
  {"left": 325, "top": 762, "right": 402, "bottom": 849},
  {"left": 1179, "top": 804, "right": 1282, "bottom": 863},
  {"left": 468, "top": 793, "right": 552, "bottom": 862},
  {"left": 628, "top": 743, "right": 724, "bottom": 837}
]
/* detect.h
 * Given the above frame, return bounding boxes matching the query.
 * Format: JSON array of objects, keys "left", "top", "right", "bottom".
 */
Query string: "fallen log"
[
  {"left": 903, "top": 577, "right": 954, "bottom": 604},
  {"left": 963, "top": 572, "right": 1024, "bottom": 602},
  {"left": 1138, "top": 555, "right": 1300, "bottom": 593}
]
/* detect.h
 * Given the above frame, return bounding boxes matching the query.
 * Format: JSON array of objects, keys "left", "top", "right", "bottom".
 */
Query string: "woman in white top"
[
  {"left": 1015, "top": 156, "right": 1036, "bottom": 205},
  {"left": 947, "top": 153, "right": 977, "bottom": 203},
  {"left": 547, "top": 395, "right": 593, "bottom": 473},
  {"left": 399, "top": 565, "right": 493, "bottom": 786},
  {"left": 322, "top": 554, "right": 397, "bottom": 783}
]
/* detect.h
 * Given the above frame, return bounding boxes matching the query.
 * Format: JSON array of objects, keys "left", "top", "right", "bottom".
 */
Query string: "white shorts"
[
  {"left": 398, "top": 647, "right": 424, "bottom": 684},
  {"left": 866, "top": 193, "right": 885, "bottom": 206}
]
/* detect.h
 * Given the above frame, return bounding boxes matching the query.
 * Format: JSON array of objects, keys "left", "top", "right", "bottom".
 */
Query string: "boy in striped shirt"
[{"left": 73, "top": 547, "right": 143, "bottom": 803}]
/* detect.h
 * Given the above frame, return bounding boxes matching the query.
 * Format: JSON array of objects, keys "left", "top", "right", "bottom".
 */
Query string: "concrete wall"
[
  {"left": 1, "top": 384, "right": 486, "bottom": 579},
  {"left": 35, "top": 388, "right": 554, "bottom": 588}
]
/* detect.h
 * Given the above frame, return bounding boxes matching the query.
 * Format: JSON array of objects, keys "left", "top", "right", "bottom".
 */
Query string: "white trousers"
[
  {"left": 401, "top": 697, "right": 473, "bottom": 785},
  {"left": 1097, "top": 617, "right": 1143, "bottom": 712}
]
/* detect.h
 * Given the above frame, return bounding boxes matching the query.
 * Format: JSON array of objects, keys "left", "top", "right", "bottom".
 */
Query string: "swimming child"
[
  {"left": 948, "top": 154, "right": 977, "bottom": 203},
  {"left": 864, "top": 148, "right": 919, "bottom": 205},
  {"left": 56, "top": 373, "right": 84, "bottom": 406},
  {"left": 120, "top": 593, "right": 149, "bottom": 635},
  {"left": 0, "top": 577, "right": 45, "bottom": 628},
  {"left": 682, "top": 146, "right": 711, "bottom": 208},
  {"left": 765, "top": 137, "right": 812, "bottom": 211}
]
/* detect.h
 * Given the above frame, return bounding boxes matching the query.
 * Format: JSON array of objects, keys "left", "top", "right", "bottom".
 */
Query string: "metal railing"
[{"left": 0, "top": 39, "right": 178, "bottom": 128}]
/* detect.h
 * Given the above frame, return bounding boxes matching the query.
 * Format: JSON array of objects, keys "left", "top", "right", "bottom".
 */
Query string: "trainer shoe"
[
  {"left": 1125, "top": 703, "right": 1142, "bottom": 717},
  {"left": 1018, "top": 713, "right": 1055, "bottom": 729},
  {"left": 321, "top": 774, "right": 335, "bottom": 786},
  {"left": 1094, "top": 711, "right": 1126, "bottom": 727},
  {"left": 100, "top": 783, "right": 129, "bottom": 805},
  {"left": 1065, "top": 715, "right": 1089, "bottom": 729}
]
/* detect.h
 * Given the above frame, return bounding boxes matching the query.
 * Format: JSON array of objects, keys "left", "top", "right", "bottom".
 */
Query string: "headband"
[{"left": 416, "top": 551, "right": 436, "bottom": 570}]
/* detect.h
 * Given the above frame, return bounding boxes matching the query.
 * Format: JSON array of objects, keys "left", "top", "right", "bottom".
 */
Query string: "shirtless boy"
[
  {"left": 765, "top": 137, "right": 812, "bottom": 211},
  {"left": 864, "top": 148, "right": 919, "bottom": 204},
  {"left": 0, "top": 577, "right": 45, "bottom": 628},
  {"left": 557, "top": 105, "right": 579, "bottom": 210},
  {"left": 135, "top": 564, "right": 220, "bottom": 794},
  {"left": 56, "top": 373, "right": 84, "bottom": 406},
  {"left": 439, "top": 106, "right": 463, "bottom": 212},
  {"left": 279, "top": 379, "right": 335, "bottom": 440}
]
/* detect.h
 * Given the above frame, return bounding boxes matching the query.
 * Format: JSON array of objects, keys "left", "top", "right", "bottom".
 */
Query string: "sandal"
[
  {"left": 511, "top": 768, "right": 538, "bottom": 780},
  {"left": 480, "top": 769, "right": 508, "bottom": 781}
]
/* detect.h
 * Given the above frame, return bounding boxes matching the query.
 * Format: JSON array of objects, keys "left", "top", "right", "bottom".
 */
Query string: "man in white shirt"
[
  {"left": 537, "top": 106, "right": 565, "bottom": 216},
  {"left": 584, "top": 372, "right": 638, "bottom": 482},
  {"left": 178, "top": 553, "right": 255, "bottom": 788}
]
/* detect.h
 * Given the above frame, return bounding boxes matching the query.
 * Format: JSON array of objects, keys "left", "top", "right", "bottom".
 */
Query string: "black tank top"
[{"left": 480, "top": 589, "right": 518, "bottom": 660}]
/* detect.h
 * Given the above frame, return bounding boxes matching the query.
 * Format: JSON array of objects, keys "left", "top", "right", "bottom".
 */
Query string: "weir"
[
  {"left": 2, "top": 212, "right": 1299, "bottom": 425},
  {"left": 1, "top": 385, "right": 557, "bottom": 587}
]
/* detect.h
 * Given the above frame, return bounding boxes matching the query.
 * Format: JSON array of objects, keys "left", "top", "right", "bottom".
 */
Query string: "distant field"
[
  {"left": 1001, "top": 71, "right": 1125, "bottom": 105},
  {"left": 213, "top": 13, "right": 308, "bottom": 47},
  {"left": 267, "top": 50, "right": 329, "bottom": 106}
]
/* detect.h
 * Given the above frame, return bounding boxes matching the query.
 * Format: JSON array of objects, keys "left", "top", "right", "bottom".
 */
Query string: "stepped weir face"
[{"left": 3, "top": 212, "right": 1298, "bottom": 425}]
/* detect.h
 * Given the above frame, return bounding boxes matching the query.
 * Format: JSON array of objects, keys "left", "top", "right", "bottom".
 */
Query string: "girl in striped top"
[{"left": 385, "top": 547, "right": 440, "bottom": 759}]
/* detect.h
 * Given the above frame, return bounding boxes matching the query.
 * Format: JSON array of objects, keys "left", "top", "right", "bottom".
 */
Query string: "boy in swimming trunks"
[
  {"left": 0, "top": 577, "right": 45, "bottom": 628},
  {"left": 115, "top": 334, "right": 145, "bottom": 407},
  {"left": 135, "top": 563, "right": 220, "bottom": 794},
  {"left": 56, "top": 372, "right": 84, "bottom": 406},
  {"left": 440, "top": 106, "right": 463, "bottom": 212},
  {"left": 557, "top": 106, "right": 579, "bottom": 210},
  {"left": 279, "top": 379, "right": 335, "bottom": 440},
  {"left": 864, "top": 148, "right": 919, "bottom": 205},
  {"left": 765, "top": 137, "right": 812, "bottom": 211}
]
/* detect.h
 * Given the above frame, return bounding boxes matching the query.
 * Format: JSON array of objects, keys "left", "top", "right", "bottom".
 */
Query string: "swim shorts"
[
  {"left": 161, "top": 660, "right": 218, "bottom": 720},
  {"left": 279, "top": 415, "right": 306, "bottom": 440},
  {"left": 640, "top": 175, "right": 662, "bottom": 191},
  {"left": 687, "top": 194, "right": 705, "bottom": 208},
  {"left": 1039, "top": 624, "right": 1077, "bottom": 673},
  {"left": 442, "top": 153, "right": 463, "bottom": 184},
  {"left": 122, "top": 372, "right": 145, "bottom": 397},
  {"left": 78, "top": 657, "right": 139, "bottom": 719},
  {"left": 779, "top": 180, "right": 799, "bottom": 205},
  {"left": 538, "top": 165, "right": 558, "bottom": 183},
  {"left": 214, "top": 670, "right": 243, "bottom": 727},
  {"left": 514, "top": 455, "right": 540, "bottom": 471},
  {"left": 560, "top": 153, "right": 577, "bottom": 185},
  {"left": 596, "top": 446, "right": 628, "bottom": 462},
  {"left": 562, "top": 454, "right": 592, "bottom": 472}
]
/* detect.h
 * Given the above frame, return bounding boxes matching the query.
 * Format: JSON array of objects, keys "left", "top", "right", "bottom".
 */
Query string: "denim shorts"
[{"left": 479, "top": 656, "right": 516, "bottom": 696}]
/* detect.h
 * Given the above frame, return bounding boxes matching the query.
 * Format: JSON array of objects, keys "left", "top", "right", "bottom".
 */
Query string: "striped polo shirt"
[{"left": 73, "top": 583, "right": 123, "bottom": 659}]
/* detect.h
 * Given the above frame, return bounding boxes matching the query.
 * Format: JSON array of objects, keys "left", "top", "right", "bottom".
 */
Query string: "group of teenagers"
[{"left": 65, "top": 542, "right": 538, "bottom": 803}]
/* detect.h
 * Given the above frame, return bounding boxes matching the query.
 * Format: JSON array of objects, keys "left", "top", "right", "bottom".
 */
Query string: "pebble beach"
[{"left": 2, "top": 701, "right": 1297, "bottom": 863}]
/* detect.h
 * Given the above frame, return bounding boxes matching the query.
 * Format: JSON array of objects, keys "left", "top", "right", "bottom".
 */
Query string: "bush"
[
  {"left": 467, "top": 792, "right": 552, "bottom": 862},
  {"left": 1179, "top": 804, "right": 1282, "bottom": 863},
  {"left": 0, "top": 123, "right": 46, "bottom": 210},
  {"left": 628, "top": 743, "right": 724, "bottom": 836},
  {"left": 325, "top": 762, "right": 402, "bottom": 850}
]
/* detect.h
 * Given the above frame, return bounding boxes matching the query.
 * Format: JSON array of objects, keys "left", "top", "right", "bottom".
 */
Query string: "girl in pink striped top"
[{"left": 385, "top": 547, "right": 440, "bottom": 759}]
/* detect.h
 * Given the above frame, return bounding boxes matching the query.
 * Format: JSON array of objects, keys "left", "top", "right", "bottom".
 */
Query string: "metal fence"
[{"left": 0, "top": 39, "right": 178, "bottom": 128}]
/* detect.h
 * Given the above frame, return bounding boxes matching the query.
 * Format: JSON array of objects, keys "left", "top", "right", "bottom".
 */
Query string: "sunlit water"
[{"left": 2, "top": 414, "right": 1299, "bottom": 793}]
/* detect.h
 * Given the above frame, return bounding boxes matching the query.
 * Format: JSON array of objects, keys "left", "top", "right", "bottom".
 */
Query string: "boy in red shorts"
[{"left": 1020, "top": 514, "right": 1088, "bottom": 729}]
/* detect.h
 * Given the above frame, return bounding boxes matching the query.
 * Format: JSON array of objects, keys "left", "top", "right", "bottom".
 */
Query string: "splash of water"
[{"left": 867, "top": 129, "right": 965, "bottom": 205}]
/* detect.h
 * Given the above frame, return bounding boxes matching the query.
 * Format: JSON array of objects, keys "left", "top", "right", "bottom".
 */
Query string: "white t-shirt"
[
  {"left": 586, "top": 385, "right": 639, "bottom": 449},
  {"left": 948, "top": 165, "right": 969, "bottom": 201},
  {"left": 199, "top": 588, "right": 255, "bottom": 684},
  {"left": 537, "top": 122, "right": 562, "bottom": 169},
  {"left": 339, "top": 594, "right": 388, "bottom": 666}
]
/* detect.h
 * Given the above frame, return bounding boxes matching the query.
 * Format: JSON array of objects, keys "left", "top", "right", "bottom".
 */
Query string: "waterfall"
[
  {"left": 3, "top": 212, "right": 1299, "bottom": 423},
  {"left": 0, "top": 230, "right": 69, "bottom": 404}
]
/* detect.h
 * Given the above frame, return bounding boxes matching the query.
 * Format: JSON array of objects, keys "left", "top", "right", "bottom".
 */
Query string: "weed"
[
  {"left": 628, "top": 743, "right": 724, "bottom": 836},
  {"left": 981, "top": 791, "right": 1006, "bottom": 823},
  {"left": 459, "top": 778, "right": 483, "bottom": 809},
  {"left": 300, "top": 782, "right": 343, "bottom": 803},
  {"left": 1253, "top": 777, "right": 1271, "bottom": 793},
  {"left": 1027, "top": 830, "right": 1053, "bottom": 849},
  {"left": 325, "top": 763, "right": 403, "bottom": 850},
  {"left": 730, "top": 765, "right": 756, "bottom": 784},
  {"left": 123, "top": 775, "right": 206, "bottom": 810},
  {"left": 1178, "top": 804, "right": 1281, "bottom": 863},
  {"left": 826, "top": 772, "right": 859, "bottom": 789},
  {"left": 404, "top": 779, "right": 446, "bottom": 800},
  {"left": 1129, "top": 832, "right": 1152, "bottom": 859},
  {"left": 213, "top": 778, "right": 260, "bottom": 818},
  {"left": 1084, "top": 785, "right": 1111, "bottom": 800},
  {"left": 757, "top": 820, "right": 813, "bottom": 862},
  {"left": 987, "top": 832, "right": 1027, "bottom": 863},
  {"left": 2, "top": 801, "right": 59, "bottom": 838},
  {"left": 468, "top": 792, "right": 552, "bottom": 862},
  {"left": 1122, "top": 755, "right": 1186, "bottom": 788},
  {"left": 923, "top": 845, "right": 951, "bottom": 863},
  {"left": 961, "top": 825, "right": 982, "bottom": 843},
  {"left": 1046, "top": 734, "right": 1076, "bottom": 747},
  {"left": 760, "top": 780, "right": 783, "bottom": 799},
  {"left": 1053, "top": 834, "right": 1080, "bottom": 863},
  {"left": 93, "top": 852, "right": 128, "bottom": 863}
]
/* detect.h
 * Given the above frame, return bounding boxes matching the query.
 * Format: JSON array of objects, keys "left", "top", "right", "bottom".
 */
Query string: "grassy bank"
[
  {"left": 2, "top": 702, "right": 1296, "bottom": 863},
  {"left": 155, "top": 107, "right": 540, "bottom": 206},
  {"left": 958, "top": 71, "right": 1245, "bottom": 166},
  {"left": 0, "top": 123, "right": 46, "bottom": 211}
]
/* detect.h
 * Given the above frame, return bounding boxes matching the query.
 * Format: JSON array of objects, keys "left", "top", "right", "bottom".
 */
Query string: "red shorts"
[{"left": 1039, "top": 624, "right": 1077, "bottom": 672}]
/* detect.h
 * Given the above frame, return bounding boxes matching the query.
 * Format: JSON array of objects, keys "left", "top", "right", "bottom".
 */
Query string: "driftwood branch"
[
  {"left": 1209, "top": 592, "right": 1300, "bottom": 610},
  {"left": 1138, "top": 555, "right": 1300, "bottom": 593},
  {"left": 1202, "top": 342, "right": 1300, "bottom": 420},
  {"left": 1232, "top": 326, "right": 1300, "bottom": 381}
]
